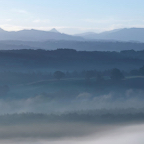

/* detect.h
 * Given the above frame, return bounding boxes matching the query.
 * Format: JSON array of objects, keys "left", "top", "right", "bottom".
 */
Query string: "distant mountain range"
[
  {"left": 75, "top": 28, "right": 144, "bottom": 42},
  {"left": 0, "top": 28, "right": 83, "bottom": 41},
  {"left": 0, "top": 27, "right": 144, "bottom": 42}
]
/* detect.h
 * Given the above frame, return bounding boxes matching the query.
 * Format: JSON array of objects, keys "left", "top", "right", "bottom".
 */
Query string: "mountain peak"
[
  {"left": 49, "top": 28, "right": 60, "bottom": 33},
  {"left": 0, "top": 28, "right": 5, "bottom": 32}
]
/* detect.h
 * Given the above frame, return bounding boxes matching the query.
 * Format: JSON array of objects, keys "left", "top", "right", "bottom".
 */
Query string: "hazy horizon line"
[{"left": 0, "top": 26, "right": 144, "bottom": 35}]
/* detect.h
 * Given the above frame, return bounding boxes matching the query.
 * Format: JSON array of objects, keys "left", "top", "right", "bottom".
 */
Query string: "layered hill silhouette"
[
  {"left": 75, "top": 28, "right": 144, "bottom": 42},
  {"left": 0, "top": 28, "right": 83, "bottom": 41},
  {"left": 0, "top": 27, "right": 144, "bottom": 42},
  {"left": 0, "top": 27, "right": 144, "bottom": 44},
  {"left": 1, "top": 40, "right": 144, "bottom": 51}
]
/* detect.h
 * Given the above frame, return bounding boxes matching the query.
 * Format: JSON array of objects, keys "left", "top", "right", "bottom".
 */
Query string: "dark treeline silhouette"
[
  {"left": 0, "top": 49, "right": 144, "bottom": 101},
  {"left": 53, "top": 71, "right": 65, "bottom": 80},
  {"left": 0, "top": 49, "right": 143, "bottom": 71},
  {"left": 0, "top": 65, "right": 143, "bottom": 85}
]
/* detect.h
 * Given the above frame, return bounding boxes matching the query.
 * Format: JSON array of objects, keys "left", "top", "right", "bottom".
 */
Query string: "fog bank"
[{"left": 0, "top": 123, "right": 144, "bottom": 144}]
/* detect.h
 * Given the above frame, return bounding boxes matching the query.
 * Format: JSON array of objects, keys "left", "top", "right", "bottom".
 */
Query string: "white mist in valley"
[
  {"left": 0, "top": 123, "right": 144, "bottom": 144},
  {"left": 0, "top": 89, "right": 144, "bottom": 114}
]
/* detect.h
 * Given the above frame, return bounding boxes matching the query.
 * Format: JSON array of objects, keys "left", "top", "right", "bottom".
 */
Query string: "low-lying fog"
[
  {"left": 0, "top": 73, "right": 144, "bottom": 144},
  {"left": 1, "top": 89, "right": 144, "bottom": 114},
  {"left": 0, "top": 123, "right": 144, "bottom": 144}
]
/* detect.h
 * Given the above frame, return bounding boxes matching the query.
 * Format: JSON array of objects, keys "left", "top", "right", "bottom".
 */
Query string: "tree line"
[{"left": 53, "top": 66, "right": 144, "bottom": 81}]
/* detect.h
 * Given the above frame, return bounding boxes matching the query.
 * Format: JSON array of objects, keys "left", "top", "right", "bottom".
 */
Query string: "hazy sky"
[{"left": 0, "top": 0, "right": 144, "bottom": 34}]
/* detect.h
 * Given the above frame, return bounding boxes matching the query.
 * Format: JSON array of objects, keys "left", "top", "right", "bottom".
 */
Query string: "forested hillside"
[{"left": 0, "top": 49, "right": 143, "bottom": 71}]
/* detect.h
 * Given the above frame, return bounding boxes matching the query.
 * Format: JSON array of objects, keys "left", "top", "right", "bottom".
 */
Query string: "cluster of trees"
[
  {"left": 130, "top": 66, "right": 144, "bottom": 76},
  {"left": 0, "top": 66, "right": 143, "bottom": 85},
  {"left": 53, "top": 68, "right": 125, "bottom": 82},
  {"left": 53, "top": 66, "right": 144, "bottom": 82},
  {"left": 53, "top": 71, "right": 65, "bottom": 80},
  {"left": 110, "top": 68, "right": 125, "bottom": 82}
]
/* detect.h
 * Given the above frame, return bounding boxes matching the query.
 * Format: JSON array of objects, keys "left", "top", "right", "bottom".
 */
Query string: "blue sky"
[{"left": 0, "top": 0, "right": 144, "bottom": 34}]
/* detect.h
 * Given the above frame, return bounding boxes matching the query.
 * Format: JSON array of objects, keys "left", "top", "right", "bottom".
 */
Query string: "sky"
[{"left": 0, "top": 0, "right": 144, "bottom": 34}]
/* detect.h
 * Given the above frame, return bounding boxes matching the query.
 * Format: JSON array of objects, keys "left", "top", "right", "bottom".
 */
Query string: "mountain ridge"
[
  {"left": 0, "top": 27, "right": 144, "bottom": 42},
  {"left": 0, "top": 28, "right": 83, "bottom": 41},
  {"left": 75, "top": 28, "right": 144, "bottom": 42}
]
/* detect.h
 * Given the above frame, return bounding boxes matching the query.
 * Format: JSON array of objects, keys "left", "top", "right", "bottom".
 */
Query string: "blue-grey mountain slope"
[
  {"left": 0, "top": 28, "right": 83, "bottom": 41},
  {"left": 76, "top": 28, "right": 144, "bottom": 42}
]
